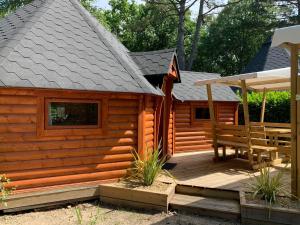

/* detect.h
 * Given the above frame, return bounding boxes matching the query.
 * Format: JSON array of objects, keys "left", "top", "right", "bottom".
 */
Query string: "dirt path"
[{"left": 0, "top": 201, "right": 240, "bottom": 225}]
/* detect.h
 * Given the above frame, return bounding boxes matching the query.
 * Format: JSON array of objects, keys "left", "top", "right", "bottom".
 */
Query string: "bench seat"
[
  {"left": 217, "top": 140, "right": 248, "bottom": 149},
  {"left": 251, "top": 145, "right": 278, "bottom": 152}
]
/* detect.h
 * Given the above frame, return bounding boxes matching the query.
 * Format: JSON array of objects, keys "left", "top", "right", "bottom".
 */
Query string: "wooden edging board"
[
  {"left": 98, "top": 182, "right": 176, "bottom": 212},
  {"left": 0, "top": 185, "right": 100, "bottom": 213},
  {"left": 175, "top": 184, "right": 240, "bottom": 200},
  {"left": 240, "top": 191, "right": 300, "bottom": 225}
]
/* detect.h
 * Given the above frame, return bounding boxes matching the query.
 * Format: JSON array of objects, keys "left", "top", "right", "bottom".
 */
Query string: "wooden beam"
[
  {"left": 206, "top": 84, "right": 218, "bottom": 159},
  {"left": 260, "top": 88, "right": 267, "bottom": 123},
  {"left": 241, "top": 80, "right": 252, "bottom": 165},
  {"left": 290, "top": 44, "right": 299, "bottom": 197}
]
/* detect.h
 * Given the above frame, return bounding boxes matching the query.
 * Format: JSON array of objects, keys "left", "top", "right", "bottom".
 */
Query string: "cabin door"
[{"left": 158, "top": 77, "right": 174, "bottom": 159}]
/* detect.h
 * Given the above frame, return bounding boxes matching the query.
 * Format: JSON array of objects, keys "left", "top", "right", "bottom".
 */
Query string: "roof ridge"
[
  {"left": 180, "top": 70, "right": 220, "bottom": 76},
  {"left": 0, "top": 0, "right": 53, "bottom": 66},
  {"left": 130, "top": 48, "right": 176, "bottom": 55},
  {"left": 70, "top": 0, "right": 160, "bottom": 95}
]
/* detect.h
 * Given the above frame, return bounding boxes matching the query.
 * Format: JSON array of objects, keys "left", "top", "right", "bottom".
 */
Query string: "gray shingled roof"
[
  {"left": 130, "top": 49, "right": 180, "bottom": 81},
  {"left": 173, "top": 71, "right": 239, "bottom": 102},
  {"left": 242, "top": 38, "right": 291, "bottom": 73},
  {"left": 0, "top": 0, "right": 161, "bottom": 95}
]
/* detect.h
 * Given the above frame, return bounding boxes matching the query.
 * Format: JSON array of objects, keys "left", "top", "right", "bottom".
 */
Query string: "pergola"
[{"left": 195, "top": 25, "right": 300, "bottom": 198}]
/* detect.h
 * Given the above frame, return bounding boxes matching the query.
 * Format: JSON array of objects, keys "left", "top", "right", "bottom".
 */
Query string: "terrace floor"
[{"left": 160, "top": 150, "right": 291, "bottom": 193}]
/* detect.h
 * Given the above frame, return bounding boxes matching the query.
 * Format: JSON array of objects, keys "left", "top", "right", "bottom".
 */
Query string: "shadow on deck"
[{"left": 161, "top": 150, "right": 291, "bottom": 193}]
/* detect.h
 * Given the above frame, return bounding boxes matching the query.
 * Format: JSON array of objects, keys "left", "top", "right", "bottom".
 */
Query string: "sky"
[{"left": 94, "top": 0, "right": 200, "bottom": 17}]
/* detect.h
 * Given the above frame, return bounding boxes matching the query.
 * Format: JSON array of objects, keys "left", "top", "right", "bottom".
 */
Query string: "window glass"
[
  {"left": 195, "top": 107, "right": 210, "bottom": 120},
  {"left": 48, "top": 102, "right": 99, "bottom": 126}
]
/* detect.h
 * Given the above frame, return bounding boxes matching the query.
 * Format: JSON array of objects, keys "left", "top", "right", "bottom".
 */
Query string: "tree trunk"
[
  {"left": 186, "top": 0, "right": 205, "bottom": 70},
  {"left": 176, "top": 0, "right": 186, "bottom": 69}
]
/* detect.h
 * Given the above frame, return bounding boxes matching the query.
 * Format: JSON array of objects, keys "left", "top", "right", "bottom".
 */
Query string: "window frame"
[
  {"left": 45, "top": 98, "right": 101, "bottom": 130},
  {"left": 37, "top": 97, "right": 106, "bottom": 137},
  {"left": 191, "top": 103, "right": 216, "bottom": 126},
  {"left": 193, "top": 106, "right": 211, "bottom": 121}
]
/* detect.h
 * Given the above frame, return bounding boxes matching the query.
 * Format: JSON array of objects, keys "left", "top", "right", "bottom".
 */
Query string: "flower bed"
[
  {"left": 99, "top": 180, "right": 176, "bottom": 212},
  {"left": 240, "top": 191, "right": 300, "bottom": 225}
]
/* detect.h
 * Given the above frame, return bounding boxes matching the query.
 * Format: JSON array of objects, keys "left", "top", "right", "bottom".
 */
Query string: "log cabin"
[
  {"left": 173, "top": 71, "right": 239, "bottom": 153},
  {"left": 0, "top": 0, "right": 238, "bottom": 198}
]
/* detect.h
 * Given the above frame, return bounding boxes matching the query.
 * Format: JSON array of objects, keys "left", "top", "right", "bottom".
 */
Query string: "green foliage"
[
  {"left": 98, "top": 0, "right": 195, "bottom": 52},
  {"left": 195, "top": 0, "right": 278, "bottom": 75},
  {"left": 0, "top": 0, "right": 33, "bottom": 18},
  {"left": 250, "top": 166, "right": 287, "bottom": 205},
  {"left": 238, "top": 91, "right": 290, "bottom": 124},
  {"left": 75, "top": 206, "right": 101, "bottom": 225},
  {"left": 0, "top": 175, "right": 12, "bottom": 207},
  {"left": 128, "top": 146, "right": 172, "bottom": 186}
]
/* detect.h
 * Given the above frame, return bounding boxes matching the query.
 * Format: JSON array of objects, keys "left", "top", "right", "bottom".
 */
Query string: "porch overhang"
[{"left": 194, "top": 67, "right": 293, "bottom": 92}]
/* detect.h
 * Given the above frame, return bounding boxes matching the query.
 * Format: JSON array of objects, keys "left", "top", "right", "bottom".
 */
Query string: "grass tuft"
[{"left": 127, "top": 144, "right": 173, "bottom": 186}]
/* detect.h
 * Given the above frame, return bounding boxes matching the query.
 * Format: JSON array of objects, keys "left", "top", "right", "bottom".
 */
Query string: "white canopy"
[
  {"left": 194, "top": 67, "right": 292, "bottom": 91},
  {"left": 272, "top": 25, "right": 300, "bottom": 48}
]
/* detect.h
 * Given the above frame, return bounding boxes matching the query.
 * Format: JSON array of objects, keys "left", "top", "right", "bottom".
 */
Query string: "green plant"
[
  {"left": 0, "top": 175, "right": 12, "bottom": 207},
  {"left": 238, "top": 91, "right": 290, "bottom": 124},
  {"left": 128, "top": 145, "right": 173, "bottom": 186},
  {"left": 250, "top": 166, "right": 287, "bottom": 205},
  {"left": 75, "top": 206, "right": 101, "bottom": 225}
]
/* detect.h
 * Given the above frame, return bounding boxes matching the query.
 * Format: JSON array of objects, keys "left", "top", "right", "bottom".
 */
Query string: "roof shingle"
[
  {"left": 173, "top": 71, "right": 239, "bottom": 102},
  {"left": 242, "top": 38, "right": 291, "bottom": 73},
  {"left": 130, "top": 49, "right": 177, "bottom": 77},
  {"left": 0, "top": 0, "right": 161, "bottom": 95}
]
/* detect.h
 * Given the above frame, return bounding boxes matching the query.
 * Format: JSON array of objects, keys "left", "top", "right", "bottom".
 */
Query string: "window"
[
  {"left": 195, "top": 107, "right": 210, "bottom": 120},
  {"left": 46, "top": 99, "right": 100, "bottom": 129}
]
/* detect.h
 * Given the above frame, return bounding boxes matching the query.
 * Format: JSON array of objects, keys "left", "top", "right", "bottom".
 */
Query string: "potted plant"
[
  {"left": 240, "top": 166, "right": 300, "bottom": 225},
  {"left": 98, "top": 146, "right": 176, "bottom": 212}
]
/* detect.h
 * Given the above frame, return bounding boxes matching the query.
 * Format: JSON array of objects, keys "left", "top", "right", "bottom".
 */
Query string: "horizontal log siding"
[
  {"left": 168, "top": 105, "right": 174, "bottom": 155},
  {"left": 145, "top": 97, "right": 155, "bottom": 153},
  {"left": 174, "top": 101, "right": 238, "bottom": 153},
  {"left": 0, "top": 89, "right": 153, "bottom": 191}
]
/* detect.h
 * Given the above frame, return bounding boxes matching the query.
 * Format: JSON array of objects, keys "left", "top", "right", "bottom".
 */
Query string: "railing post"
[
  {"left": 241, "top": 80, "right": 252, "bottom": 166},
  {"left": 290, "top": 44, "right": 299, "bottom": 197},
  {"left": 206, "top": 84, "right": 218, "bottom": 159},
  {"left": 260, "top": 88, "right": 267, "bottom": 123}
]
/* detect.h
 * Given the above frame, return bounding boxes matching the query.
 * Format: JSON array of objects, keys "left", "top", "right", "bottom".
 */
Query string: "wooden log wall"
[
  {"left": 144, "top": 96, "right": 156, "bottom": 154},
  {"left": 168, "top": 104, "right": 174, "bottom": 155},
  {"left": 0, "top": 88, "right": 157, "bottom": 191},
  {"left": 174, "top": 101, "right": 238, "bottom": 153}
]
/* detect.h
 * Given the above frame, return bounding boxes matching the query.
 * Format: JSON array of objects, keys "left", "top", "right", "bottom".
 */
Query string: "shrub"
[
  {"left": 250, "top": 167, "right": 287, "bottom": 205},
  {"left": 238, "top": 91, "right": 290, "bottom": 124},
  {"left": 0, "top": 175, "right": 12, "bottom": 207},
  {"left": 128, "top": 146, "right": 173, "bottom": 186}
]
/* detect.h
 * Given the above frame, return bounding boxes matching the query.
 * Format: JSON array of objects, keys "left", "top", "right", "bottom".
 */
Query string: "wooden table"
[{"left": 265, "top": 128, "right": 291, "bottom": 161}]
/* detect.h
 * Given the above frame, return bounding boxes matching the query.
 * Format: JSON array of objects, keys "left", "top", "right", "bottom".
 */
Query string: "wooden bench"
[{"left": 215, "top": 124, "right": 249, "bottom": 160}]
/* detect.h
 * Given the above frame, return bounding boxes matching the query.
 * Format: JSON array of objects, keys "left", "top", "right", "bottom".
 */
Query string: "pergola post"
[
  {"left": 290, "top": 44, "right": 300, "bottom": 197},
  {"left": 206, "top": 84, "right": 218, "bottom": 159},
  {"left": 241, "top": 80, "right": 252, "bottom": 165},
  {"left": 260, "top": 88, "right": 267, "bottom": 123}
]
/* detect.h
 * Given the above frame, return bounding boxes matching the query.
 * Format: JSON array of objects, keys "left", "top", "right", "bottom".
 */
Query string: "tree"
[
  {"left": 274, "top": 0, "right": 300, "bottom": 24},
  {"left": 195, "top": 0, "right": 278, "bottom": 76},
  {"left": 0, "top": 0, "right": 32, "bottom": 18},
  {"left": 100, "top": 0, "right": 194, "bottom": 52},
  {"left": 186, "top": 0, "right": 241, "bottom": 71},
  {"left": 147, "top": 0, "right": 198, "bottom": 69}
]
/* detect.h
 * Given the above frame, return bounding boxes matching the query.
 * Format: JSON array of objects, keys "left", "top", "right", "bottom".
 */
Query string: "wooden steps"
[{"left": 169, "top": 185, "right": 241, "bottom": 220}]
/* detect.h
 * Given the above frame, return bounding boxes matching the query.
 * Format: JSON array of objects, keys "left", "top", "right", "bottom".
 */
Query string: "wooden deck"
[{"left": 161, "top": 150, "right": 291, "bottom": 193}]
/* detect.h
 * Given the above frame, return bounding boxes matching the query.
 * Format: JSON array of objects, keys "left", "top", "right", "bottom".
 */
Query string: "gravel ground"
[{"left": 0, "top": 201, "right": 240, "bottom": 225}]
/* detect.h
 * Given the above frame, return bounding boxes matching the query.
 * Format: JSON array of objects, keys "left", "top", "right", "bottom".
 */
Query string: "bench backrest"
[{"left": 215, "top": 124, "right": 249, "bottom": 146}]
